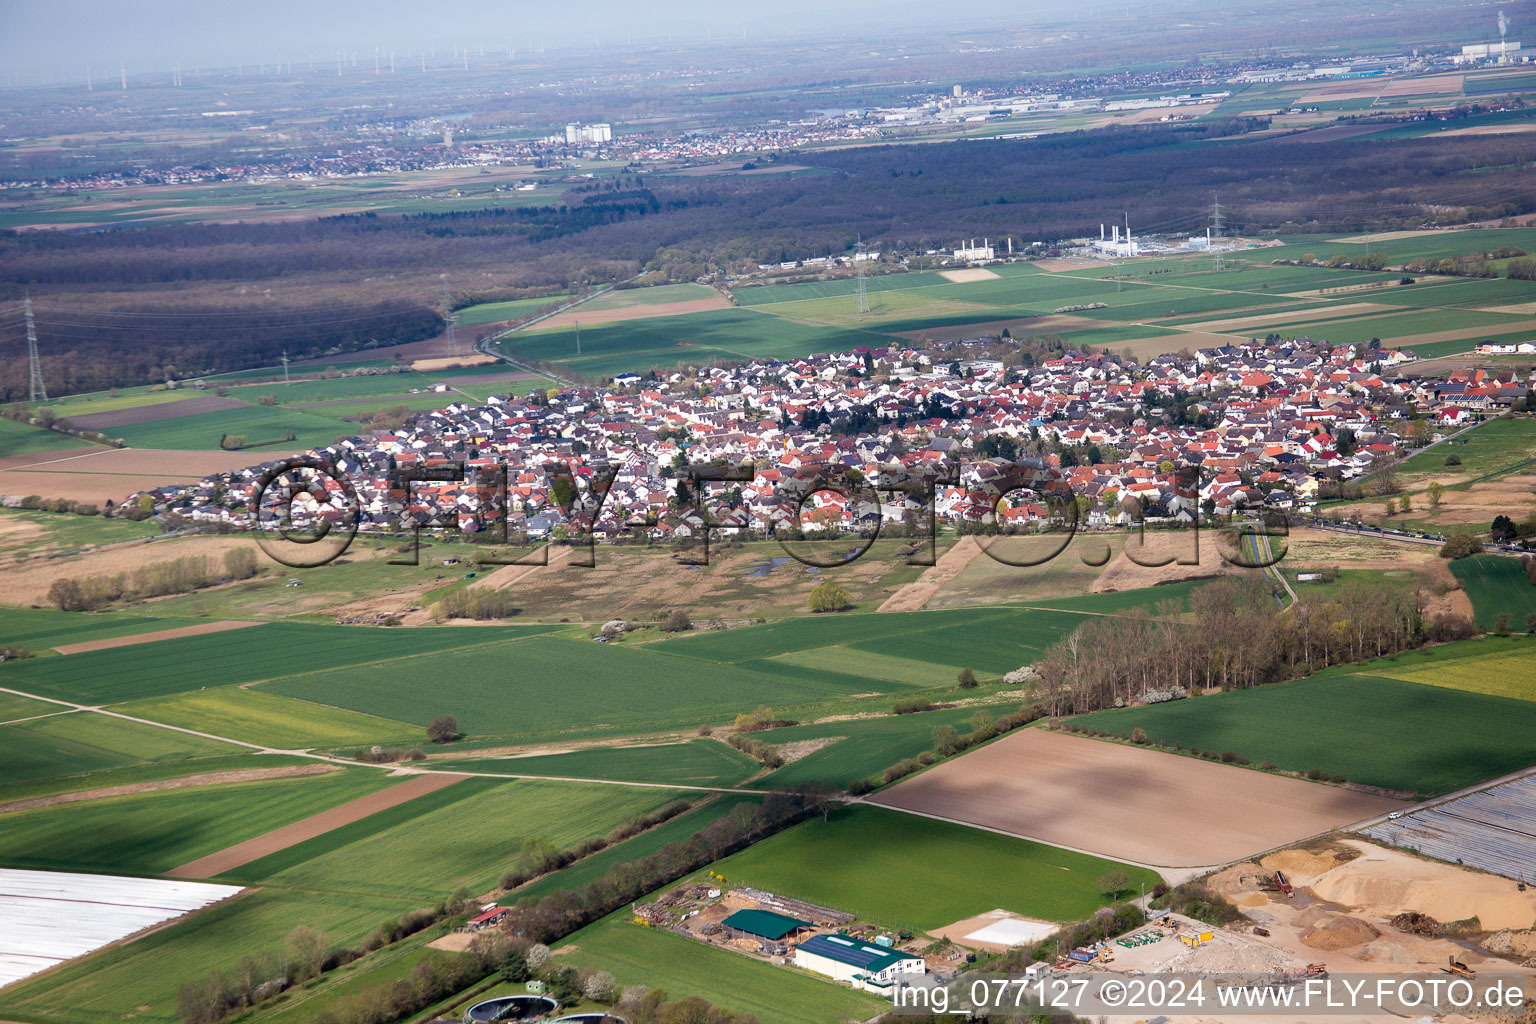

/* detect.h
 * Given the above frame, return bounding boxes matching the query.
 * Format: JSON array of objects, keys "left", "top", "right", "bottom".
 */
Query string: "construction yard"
[{"left": 1206, "top": 839, "right": 1536, "bottom": 980}]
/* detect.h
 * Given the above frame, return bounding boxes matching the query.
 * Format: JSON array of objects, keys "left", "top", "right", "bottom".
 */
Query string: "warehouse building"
[
  {"left": 720, "top": 909, "right": 814, "bottom": 954},
  {"left": 793, "top": 933, "right": 926, "bottom": 990}
]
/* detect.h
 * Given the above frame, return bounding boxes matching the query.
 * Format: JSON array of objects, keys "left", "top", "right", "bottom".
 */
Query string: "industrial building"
[
  {"left": 793, "top": 933, "right": 926, "bottom": 991},
  {"left": 952, "top": 238, "right": 994, "bottom": 262},
  {"left": 1456, "top": 41, "right": 1526, "bottom": 63},
  {"left": 1092, "top": 223, "right": 1139, "bottom": 258},
  {"left": 565, "top": 122, "right": 613, "bottom": 144}
]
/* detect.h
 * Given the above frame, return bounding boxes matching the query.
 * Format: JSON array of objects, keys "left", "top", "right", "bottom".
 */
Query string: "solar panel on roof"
[{"left": 799, "top": 933, "right": 907, "bottom": 972}]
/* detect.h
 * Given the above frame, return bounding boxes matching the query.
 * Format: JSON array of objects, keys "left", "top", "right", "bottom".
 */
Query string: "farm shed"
[
  {"left": 468, "top": 906, "right": 508, "bottom": 929},
  {"left": 793, "top": 933, "right": 926, "bottom": 990},
  {"left": 719, "top": 908, "right": 813, "bottom": 953}
]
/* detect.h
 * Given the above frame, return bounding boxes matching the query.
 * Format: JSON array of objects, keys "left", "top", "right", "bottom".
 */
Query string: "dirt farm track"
[{"left": 871, "top": 729, "right": 1407, "bottom": 868}]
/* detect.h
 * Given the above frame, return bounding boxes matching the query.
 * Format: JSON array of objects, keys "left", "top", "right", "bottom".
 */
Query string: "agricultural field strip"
[
  {"left": 0, "top": 623, "right": 560, "bottom": 703},
  {"left": 744, "top": 268, "right": 1524, "bottom": 341},
  {"left": 0, "top": 683, "right": 811, "bottom": 797}
]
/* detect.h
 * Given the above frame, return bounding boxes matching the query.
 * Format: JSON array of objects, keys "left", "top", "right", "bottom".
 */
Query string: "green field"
[
  {"left": 1449, "top": 555, "right": 1536, "bottom": 631},
  {"left": 0, "top": 507, "right": 164, "bottom": 561},
  {"left": 581, "top": 282, "right": 720, "bottom": 309},
  {"left": 1392, "top": 417, "right": 1536, "bottom": 480},
  {"left": 0, "top": 607, "right": 196, "bottom": 650},
  {"left": 490, "top": 239, "right": 1536, "bottom": 382},
  {"left": 40, "top": 390, "right": 203, "bottom": 416},
  {"left": 733, "top": 271, "right": 952, "bottom": 305},
  {"left": 1364, "top": 635, "right": 1536, "bottom": 701},
  {"left": 106, "top": 403, "right": 356, "bottom": 450},
  {"left": 0, "top": 417, "right": 94, "bottom": 454},
  {"left": 652, "top": 605, "right": 1091, "bottom": 672},
  {"left": 0, "top": 768, "right": 395, "bottom": 874},
  {"left": 244, "top": 931, "right": 477, "bottom": 1024},
  {"left": 746, "top": 706, "right": 1001, "bottom": 789},
  {"left": 0, "top": 690, "right": 58, "bottom": 723},
  {"left": 115, "top": 687, "right": 421, "bottom": 749},
  {"left": 1263, "top": 228, "right": 1536, "bottom": 265},
  {"left": 515, "top": 793, "right": 764, "bottom": 902},
  {"left": 456, "top": 293, "right": 572, "bottom": 325},
  {"left": 501, "top": 307, "right": 899, "bottom": 381},
  {"left": 0, "top": 752, "right": 318, "bottom": 805},
  {"left": 258, "top": 633, "right": 906, "bottom": 742},
  {"left": 555, "top": 910, "right": 886, "bottom": 1024},
  {"left": 432, "top": 738, "right": 762, "bottom": 787},
  {"left": 237, "top": 778, "right": 683, "bottom": 901},
  {"left": 710, "top": 805, "right": 1158, "bottom": 929},
  {"left": 1258, "top": 308, "right": 1527, "bottom": 346},
  {"left": 0, "top": 621, "right": 556, "bottom": 704},
  {"left": 1403, "top": 338, "right": 1484, "bottom": 358},
  {"left": 226, "top": 371, "right": 436, "bottom": 404},
  {"left": 0, "top": 887, "right": 416, "bottom": 1024},
  {"left": 0, "top": 712, "right": 241, "bottom": 787},
  {"left": 1074, "top": 651, "right": 1536, "bottom": 795}
]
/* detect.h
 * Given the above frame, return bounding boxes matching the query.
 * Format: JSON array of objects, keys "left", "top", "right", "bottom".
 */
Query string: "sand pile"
[
  {"left": 1312, "top": 865, "right": 1536, "bottom": 931},
  {"left": 1260, "top": 848, "right": 1343, "bottom": 886},
  {"left": 1486, "top": 929, "right": 1536, "bottom": 958},
  {"left": 1293, "top": 906, "right": 1329, "bottom": 929},
  {"left": 1159, "top": 937, "right": 1303, "bottom": 974},
  {"left": 1208, "top": 861, "right": 1268, "bottom": 898},
  {"left": 1356, "top": 938, "right": 1416, "bottom": 964},
  {"left": 1301, "top": 914, "right": 1380, "bottom": 951}
]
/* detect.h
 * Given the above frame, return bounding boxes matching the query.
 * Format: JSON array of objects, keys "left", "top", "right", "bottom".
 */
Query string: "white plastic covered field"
[{"left": 0, "top": 868, "right": 241, "bottom": 987}]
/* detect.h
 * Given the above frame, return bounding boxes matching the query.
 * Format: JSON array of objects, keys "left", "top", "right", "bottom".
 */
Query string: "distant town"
[{"left": 140, "top": 334, "right": 1523, "bottom": 542}]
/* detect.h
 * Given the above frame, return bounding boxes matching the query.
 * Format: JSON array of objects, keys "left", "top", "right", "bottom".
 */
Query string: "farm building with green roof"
[{"left": 720, "top": 908, "right": 814, "bottom": 952}]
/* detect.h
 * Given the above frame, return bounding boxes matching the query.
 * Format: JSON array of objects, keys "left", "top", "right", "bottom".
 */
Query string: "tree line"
[
  {"left": 1030, "top": 575, "right": 1431, "bottom": 716},
  {"left": 496, "top": 788, "right": 832, "bottom": 945},
  {"left": 48, "top": 550, "right": 257, "bottom": 611}
]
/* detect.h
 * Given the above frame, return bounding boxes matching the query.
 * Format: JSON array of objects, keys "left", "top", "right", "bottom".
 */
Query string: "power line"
[
  {"left": 855, "top": 241, "right": 870, "bottom": 317},
  {"left": 24, "top": 295, "right": 47, "bottom": 404},
  {"left": 441, "top": 279, "right": 459, "bottom": 358}
]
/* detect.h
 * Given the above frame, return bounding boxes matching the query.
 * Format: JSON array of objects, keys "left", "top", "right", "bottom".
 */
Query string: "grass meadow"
[
  {"left": 431, "top": 738, "right": 762, "bottom": 787},
  {"left": 116, "top": 687, "right": 422, "bottom": 749},
  {"left": 1074, "top": 652, "right": 1536, "bottom": 796},
  {"left": 0, "top": 752, "right": 319, "bottom": 804},
  {"left": 0, "top": 507, "right": 163, "bottom": 561},
  {"left": 1394, "top": 417, "right": 1536, "bottom": 480},
  {"left": 0, "top": 768, "right": 395, "bottom": 874},
  {"left": 258, "top": 633, "right": 908, "bottom": 741},
  {"left": 0, "top": 712, "right": 241, "bottom": 786},
  {"left": 709, "top": 804, "right": 1159, "bottom": 929},
  {"left": 0, "top": 417, "right": 95, "bottom": 454},
  {"left": 0, "top": 621, "right": 551, "bottom": 703},
  {"left": 500, "top": 307, "right": 899, "bottom": 381},
  {"left": 555, "top": 910, "right": 885, "bottom": 1024},
  {"left": 1449, "top": 555, "right": 1536, "bottom": 631},
  {"left": 514, "top": 793, "right": 764, "bottom": 902},
  {"left": 747, "top": 706, "right": 1002, "bottom": 790},
  {"left": 239, "top": 778, "right": 684, "bottom": 901}
]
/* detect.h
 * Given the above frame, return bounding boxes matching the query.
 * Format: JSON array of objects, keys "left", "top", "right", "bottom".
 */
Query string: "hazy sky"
[{"left": 0, "top": 0, "right": 1036, "bottom": 74}]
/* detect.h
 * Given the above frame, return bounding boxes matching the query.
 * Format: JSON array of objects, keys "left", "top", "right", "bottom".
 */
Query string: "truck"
[{"left": 1443, "top": 956, "right": 1476, "bottom": 978}]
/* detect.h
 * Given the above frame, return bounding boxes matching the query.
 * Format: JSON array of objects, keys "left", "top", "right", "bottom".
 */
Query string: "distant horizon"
[{"left": 0, "top": 0, "right": 1072, "bottom": 79}]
